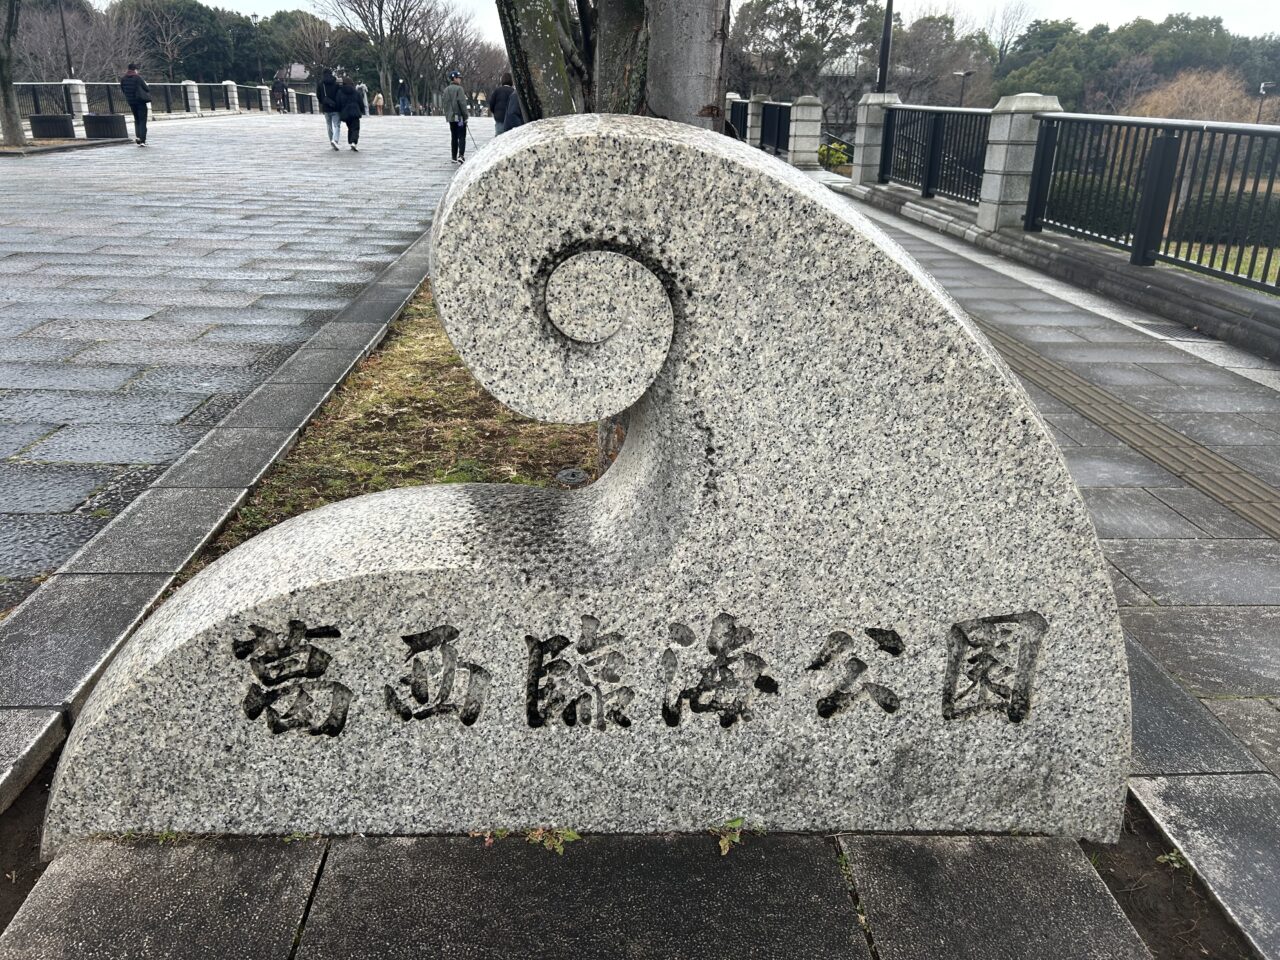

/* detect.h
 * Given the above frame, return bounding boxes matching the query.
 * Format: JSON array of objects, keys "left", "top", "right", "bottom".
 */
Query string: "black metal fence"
[
  {"left": 296, "top": 93, "right": 316, "bottom": 114},
  {"left": 237, "top": 85, "right": 264, "bottom": 110},
  {"left": 760, "top": 101, "right": 790, "bottom": 156},
  {"left": 878, "top": 105, "right": 991, "bottom": 205},
  {"left": 83, "top": 82, "right": 122, "bottom": 115},
  {"left": 729, "top": 98, "right": 748, "bottom": 141},
  {"left": 1026, "top": 114, "right": 1280, "bottom": 293},
  {"left": 820, "top": 131, "right": 855, "bottom": 172},
  {"left": 148, "top": 84, "right": 188, "bottom": 114},
  {"left": 14, "top": 83, "right": 70, "bottom": 118}
]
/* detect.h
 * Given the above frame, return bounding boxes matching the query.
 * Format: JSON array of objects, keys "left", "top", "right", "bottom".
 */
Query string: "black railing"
[
  {"left": 83, "top": 83, "right": 121, "bottom": 114},
  {"left": 149, "top": 84, "right": 187, "bottom": 114},
  {"left": 14, "top": 83, "right": 71, "bottom": 118},
  {"left": 197, "top": 83, "right": 215, "bottom": 111},
  {"left": 1026, "top": 114, "right": 1280, "bottom": 294},
  {"left": 237, "top": 85, "right": 260, "bottom": 110},
  {"left": 879, "top": 105, "right": 991, "bottom": 205},
  {"left": 760, "top": 101, "right": 790, "bottom": 156},
  {"left": 296, "top": 93, "right": 316, "bottom": 114},
  {"left": 729, "top": 98, "right": 748, "bottom": 141}
]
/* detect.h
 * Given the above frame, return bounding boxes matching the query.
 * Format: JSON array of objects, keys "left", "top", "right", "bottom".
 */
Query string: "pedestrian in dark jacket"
[
  {"left": 504, "top": 91, "right": 524, "bottom": 132},
  {"left": 318, "top": 68, "right": 342, "bottom": 150},
  {"left": 119, "top": 64, "right": 151, "bottom": 147},
  {"left": 336, "top": 77, "right": 364, "bottom": 151},
  {"left": 396, "top": 79, "right": 411, "bottom": 116},
  {"left": 489, "top": 73, "right": 514, "bottom": 135},
  {"left": 442, "top": 70, "right": 469, "bottom": 164}
]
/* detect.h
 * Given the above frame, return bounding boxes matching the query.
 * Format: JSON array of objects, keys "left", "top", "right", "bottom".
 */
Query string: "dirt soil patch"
[
  {"left": 180, "top": 284, "right": 597, "bottom": 583},
  {"left": 1083, "top": 797, "right": 1256, "bottom": 960}
]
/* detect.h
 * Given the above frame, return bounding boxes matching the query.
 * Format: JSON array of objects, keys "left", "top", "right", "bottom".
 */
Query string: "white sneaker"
[{"left": 330, "top": 140, "right": 339, "bottom": 151}]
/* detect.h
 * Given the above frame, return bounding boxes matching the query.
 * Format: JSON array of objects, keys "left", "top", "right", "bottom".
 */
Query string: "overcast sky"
[{"left": 212, "top": 0, "right": 1278, "bottom": 45}]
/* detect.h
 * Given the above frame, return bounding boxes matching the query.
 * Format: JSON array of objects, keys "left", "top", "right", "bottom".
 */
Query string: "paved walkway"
[
  {"left": 0, "top": 113, "right": 488, "bottom": 609},
  {"left": 832, "top": 190, "right": 1280, "bottom": 959}
]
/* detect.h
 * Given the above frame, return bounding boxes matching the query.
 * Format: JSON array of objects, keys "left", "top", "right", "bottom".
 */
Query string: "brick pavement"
[{"left": 0, "top": 113, "right": 488, "bottom": 608}]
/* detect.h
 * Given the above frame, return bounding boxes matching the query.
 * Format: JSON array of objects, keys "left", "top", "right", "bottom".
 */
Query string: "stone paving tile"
[
  {"left": 298, "top": 835, "right": 868, "bottom": 960},
  {"left": 125, "top": 365, "right": 270, "bottom": 394},
  {"left": 0, "top": 362, "right": 138, "bottom": 391},
  {"left": 1106, "top": 540, "right": 1280, "bottom": 606},
  {"left": 1147, "top": 487, "right": 1268, "bottom": 539},
  {"left": 0, "top": 302, "right": 160, "bottom": 322},
  {"left": 1121, "top": 607, "right": 1280, "bottom": 696},
  {"left": 25, "top": 319, "right": 211, "bottom": 342},
  {"left": 1063, "top": 362, "right": 1173, "bottom": 387},
  {"left": 1061, "top": 447, "right": 1180, "bottom": 487},
  {"left": 1127, "top": 638, "right": 1262, "bottom": 776},
  {"left": 0, "top": 463, "right": 115, "bottom": 513},
  {"left": 147, "top": 306, "right": 317, "bottom": 327},
  {"left": 0, "top": 422, "right": 56, "bottom": 457},
  {"left": 1110, "top": 385, "right": 1280, "bottom": 413},
  {"left": 0, "top": 317, "right": 44, "bottom": 337},
  {"left": 839, "top": 835, "right": 1150, "bottom": 960},
  {"left": 1210, "top": 445, "right": 1280, "bottom": 488},
  {"left": 71, "top": 342, "right": 267, "bottom": 368},
  {"left": 1045, "top": 412, "right": 1123, "bottom": 446},
  {"left": 106, "top": 289, "right": 262, "bottom": 308},
  {"left": 0, "top": 339, "right": 81, "bottom": 362},
  {"left": 0, "top": 707, "right": 63, "bottom": 811},
  {"left": 0, "top": 838, "right": 325, "bottom": 960},
  {"left": 1138, "top": 362, "right": 1258, "bottom": 388},
  {"left": 24, "top": 425, "right": 206, "bottom": 465},
  {"left": 202, "top": 324, "right": 317, "bottom": 345},
  {"left": 1152, "top": 412, "right": 1280, "bottom": 445},
  {"left": 1036, "top": 341, "right": 1203, "bottom": 365},
  {"left": 1207, "top": 698, "right": 1280, "bottom": 776},
  {"left": 1130, "top": 774, "right": 1280, "bottom": 960},
  {"left": 1109, "top": 563, "right": 1154, "bottom": 606},
  {"left": 1081, "top": 488, "right": 1206, "bottom": 539},
  {"left": 0, "top": 514, "right": 103, "bottom": 577},
  {"left": 0, "top": 389, "right": 204, "bottom": 425}
]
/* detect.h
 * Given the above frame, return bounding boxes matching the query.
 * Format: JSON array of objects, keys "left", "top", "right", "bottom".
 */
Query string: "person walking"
[
  {"left": 442, "top": 70, "right": 468, "bottom": 164},
  {"left": 317, "top": 68, "right": 342, "bottom": 150},
  {"left": 119, "top": 64, "right": 151, "bottom": 147},
  {"left": 356, "top": 80, "right": 370, "bottom": 116},
  {"left": 372, "top": 91, "right": 384, "bottom": 116},
  {"left": 488, "top": 73, "right": 514, "bottom": 136},
  {"left": 336, "top": 76, "right": 364, "bottom": 151},
  {"left": 396, "top": 78, "right": 411, "bottom": 117},
  {"left": 271, "top": 77, "right": 287, "bottom": 112},
  {"left": 504, "top": 91, "right": 524, "bottom": 133}
]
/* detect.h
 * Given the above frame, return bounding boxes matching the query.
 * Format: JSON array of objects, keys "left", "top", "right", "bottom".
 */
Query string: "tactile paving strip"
[{"left": 978, "top": 321, "right": 1280, "bottom": 539}]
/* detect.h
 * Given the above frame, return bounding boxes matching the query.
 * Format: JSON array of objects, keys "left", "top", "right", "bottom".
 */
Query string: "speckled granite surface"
[{"left": 44, "top": 116, "right": 1129, "bottom": 854}]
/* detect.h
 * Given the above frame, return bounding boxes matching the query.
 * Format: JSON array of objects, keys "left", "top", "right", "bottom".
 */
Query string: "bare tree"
[
  {"left": 15, "top": 4, "right": 142, "bottom": 82},
  {"left": 988, "top": 0, "right": 1030, "bottom": 67},
  {"left": 316, "top": 0, "right": 424, "bottom": 111},
  {"left": 497, "top": 0, "right": 732, "bottom": 124},
  {"left": 290, "top": 11, "right": 334, "bottom": 79},
  {"left": 133, "top": 0, "right": 199, "bottom": 81},
  {"left": 1, "top": 0, "right": 24, "bottom": 146}
]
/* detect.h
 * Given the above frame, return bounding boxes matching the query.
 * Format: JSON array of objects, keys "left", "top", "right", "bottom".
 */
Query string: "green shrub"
[
  {"left": 1168, "top": 193, "right": 1280, "bottom": 248},
  {"left": 819, "top": 141, "right": 850, "bottom": 170}
]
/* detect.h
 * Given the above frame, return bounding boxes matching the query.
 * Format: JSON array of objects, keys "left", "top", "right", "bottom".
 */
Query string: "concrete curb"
[
  {"left": 832, "top": 181, "right": 1280, "bottom": 362},
  {"left": 0, "top": 229, "right": 433, "bottom": 813},
  {"left": 0, "top": 139, "right": 132, "bottom": 158}
]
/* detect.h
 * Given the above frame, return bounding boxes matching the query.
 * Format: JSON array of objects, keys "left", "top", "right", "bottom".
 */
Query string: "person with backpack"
[
  {"left": 488, "top": 72, "right": 514, "bottom": 135},
  {"left": 336, "top": 76, "right": 364, "bottom": 151},
  {"left": 119, "top": 64, "right": 151, "bottom": 147},
  {"left": 442, "top": 70, "right": 468, "bottom": 164},
  {"left": 317, "top": 68, "right": 342, "bottom": 150},
  {"left": 504, "top": 91, "right": 524, "bottom": 133}
]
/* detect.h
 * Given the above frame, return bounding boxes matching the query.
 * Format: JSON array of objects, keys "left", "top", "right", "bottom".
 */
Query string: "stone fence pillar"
[
  {"left": 223, "top": 80, "right": 239, "bottom": 112},
  {"left": 850, "top": 92, "right": 900, "bottom": 185},
  {"left": 182, "top": 80, "right": 199, "bottom": 114},
  {"left": 256, "top": 85, "right": 271, "bottom": 112},
  {"left": 788, "top": 95, "right": 822, "bottom": 170},
  {"left": 288, "top": 89, "right": 298, "bottom": 113},
  {"left": 746, "top": 94, "right": 766, "bottom": 148},
  {"left": 62, "top": 79, "right": 87, "bottom": 117},
  {"left": 978, "top": 93, "right": 1062, "bottom": 232}
]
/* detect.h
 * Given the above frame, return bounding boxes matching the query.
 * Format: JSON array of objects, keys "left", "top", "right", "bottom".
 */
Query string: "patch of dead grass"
[{"left": 181, "top": 284, "right": 596, "bottom": 583}]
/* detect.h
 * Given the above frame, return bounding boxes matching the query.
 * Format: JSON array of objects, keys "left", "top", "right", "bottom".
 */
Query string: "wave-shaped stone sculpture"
[{"left": 44, "top": 115, "right": 1129, "bottom": 855}]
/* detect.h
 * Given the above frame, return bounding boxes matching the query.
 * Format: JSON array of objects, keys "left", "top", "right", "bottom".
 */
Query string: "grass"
[
  {"left": 1168, "top": 243, "right": 1280, "bottom": 286},
  {"left": 179, "top": 284, "right": 597, "bottom": 583}
]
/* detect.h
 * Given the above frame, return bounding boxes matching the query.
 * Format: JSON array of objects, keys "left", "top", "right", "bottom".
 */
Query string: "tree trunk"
[
  {"left": 496, "top": 0, "right": 579, "bottom": 119},
  {"left": 643, "top": 0, "right": 728, "bottom": 129},
  {"left": 594, "top": 0, "right": 646, "bottom": 114},
  {"left": 0, "top": 0, "right": 25, "bottom": 149}
]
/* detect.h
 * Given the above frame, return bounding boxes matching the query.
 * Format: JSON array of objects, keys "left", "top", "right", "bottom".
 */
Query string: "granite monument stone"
[{"left": 44, "top": 115, "right": 1130, "bottom": 854}]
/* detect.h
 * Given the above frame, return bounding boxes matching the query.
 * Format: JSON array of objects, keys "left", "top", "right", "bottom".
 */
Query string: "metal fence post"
[
  {"left": 921, "top": 112, "right": 946, "bottom": 197},
  {"left": 1023, "top": 122, "right": 1058, "bottom": 232},
  {"left": 1130, "top": 134, "right": 1181, "bottom": 266},
  {"left": 877, "top": 107, "right": 897, "bottom": 184}
]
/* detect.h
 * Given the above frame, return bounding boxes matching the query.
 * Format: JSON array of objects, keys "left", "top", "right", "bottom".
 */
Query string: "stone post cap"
[
  {"left": 792, "top": 95, "right": 822, "bottom": 107},
  {"left": 749, "top": 92, "right": 769, "bottom": 102},
  {"left": 222, "top": 79, "right": 236, "bottom": 86},
  {"left": 992, "top": 93, "right": 1063, "bottom": 113},
  {"left": 62, "top": 78, "right": 83, "bottom": 86},
  {"left": 726, "top": 91, "right": 742, "bottom": 100},
  {"left": 857, "top": 92, "right": 902, "bottom": 107},
  {"left": 44, "top": 115, "right": 1129, "bottom": 857}
]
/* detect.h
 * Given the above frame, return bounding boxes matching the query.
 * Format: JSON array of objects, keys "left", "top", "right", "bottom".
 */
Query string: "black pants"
[
  {"left": 450, "top": 120, "right": 466, "bottom": 160},
  {"left": 345, "top": 117, "right": 360, "bottom": 145},
  {"left": 130, "top": 102, "right": 147, "bottom": 143}
]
